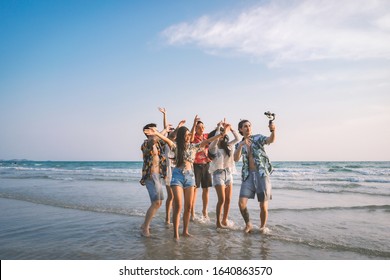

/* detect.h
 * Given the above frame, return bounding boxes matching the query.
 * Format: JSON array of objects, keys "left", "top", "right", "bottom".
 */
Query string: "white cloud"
[{"left": 161, "top": 0, "right": 390, "bottom": 65}]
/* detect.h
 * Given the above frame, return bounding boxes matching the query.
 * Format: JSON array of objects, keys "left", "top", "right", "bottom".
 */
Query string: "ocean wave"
[
  {"left": 273, "top": 165, "right": 390, "bottom": 177},
  {"left": 344, "top": 165, "right": 364, "bottom": 169},
  {"left": 2, "top": 161, "right": 388, "bottom": 182},
  {"left": 274, "top": 185, "right": 390, "bottom": 197},
  {"left": 0, "top": 166, "right": 141, "bottom": 174},
  {"left": 328, "top": 168, "right": 355, "bottom": 173},
  {"left": 1, "top": 175, "right": 53, "bottom": 180},
  {"left": 0, "top": 165, "right": 142, "bottom": 182},
  {"left": 273, "top": 176, "right": 390, "bottom": 184},
  {"left": 0, "top": 195, "right": 146, "bottom": 217},
  {"left": 1, "top": 175, "right": 141, "bottom": 183}
]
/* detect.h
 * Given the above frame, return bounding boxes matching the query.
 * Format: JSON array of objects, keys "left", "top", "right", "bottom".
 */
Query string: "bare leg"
[
  {"left": 142, "top": 200, "right": 162, "bottom": 237},
  {"left": 202, "top": 187, "right": 209, "bottom": 218},
  {"left": 215, "top": 185, "right": 225, "bottom": 228},
  {"left": 183, "top": 186, "right": 194, "bottom": 237},
  {"left": 260, "top": 200, "right": 269, "bottom": 229},
  {"left": 191, "top": 187, "right": 198, "bottom": 220},
  {"left": 238, "top": 197, "right": 252, "bottom": 233},
  {"left": 165, "top": 185, "right": 173, "bottom": 224},
  {"left": 222, "top": 184, "right": 232, "bottom": 226},
  {"left": 171, "top": 186, "right": 183, "bottom": 240}
]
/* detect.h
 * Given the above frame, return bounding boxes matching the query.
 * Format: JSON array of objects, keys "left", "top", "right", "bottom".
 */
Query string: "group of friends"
[{"left": 140, "top": 108, "right": 276, "bottom": 240}]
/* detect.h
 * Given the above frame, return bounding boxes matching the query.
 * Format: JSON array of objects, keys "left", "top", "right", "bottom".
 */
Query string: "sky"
[{"left": 1, "top": 0, "right": 389, "bottom": 161}]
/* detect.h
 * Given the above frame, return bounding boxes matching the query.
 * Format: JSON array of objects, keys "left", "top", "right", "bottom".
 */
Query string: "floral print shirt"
[
  {"left": 171, "top": 143, "right": 203, "bottom": 168},
  {"left": 140, "top": 139, "right": 167, "bottom": 185},
  {"left": 235, "top": 134, "right": 273, "bottom": 181}
]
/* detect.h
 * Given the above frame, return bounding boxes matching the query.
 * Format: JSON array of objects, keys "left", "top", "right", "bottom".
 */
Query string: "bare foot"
[
  {"left": 221, "top": 220, "right": 234, "bottom": 228},
  {"left": 182, "top": 232, "right": 192, "bottom": 238},
  {"left": 244, "top": 223, "right": 253, "bottom": 233},
  {"left": 216, "top": 223, "right": 228, "bottom": 229},
  {"left": 260, "top": 227, "right": 270, "bottom": 234},
  {"left": 141, "top": 225, "right": 151, "bottom": 237}
]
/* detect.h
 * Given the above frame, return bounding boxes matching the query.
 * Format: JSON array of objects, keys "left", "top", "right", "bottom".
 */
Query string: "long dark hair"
[
  {"left": 208, "top": 129, "right": 231, "bottom": 158},
  {"left": 220, "top": 135, "right": 231, "bottom": 157},
  {"left": 175, "top": 126, "right": 189, "bottom": 168}
]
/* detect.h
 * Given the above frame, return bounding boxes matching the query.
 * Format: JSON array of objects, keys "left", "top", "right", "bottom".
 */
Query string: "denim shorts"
[
  {"left": 212, "top": 168, "right": 233, "bottom": 187},
  {"left": 145, "top": 173, "right": 165, "bottom": 202},
  {"left": 239, "top": 171, "right": 272, "bottom": 202},
  {"left": 170, "top": 167, "right": 195, "bottom": 189}
]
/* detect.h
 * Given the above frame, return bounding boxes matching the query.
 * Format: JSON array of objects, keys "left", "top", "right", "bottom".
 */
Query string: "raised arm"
[
  {"left": 228, "top": 126, "right": 240, "bottom": 146},
  {"left": 199, "top": 133, "right": 223, "bottom": 148},
  {"left": 208, "top": 122, "right": 223, "bottom": 152},
  {"left": 158, "top": 107, "right": 168, "bottom": 134},
  {"left": 168, "top": 119, "right": 186, "bottom": 140},
  {"left": 189, "top": 115, "right": 200, "bottom": 142},
  {"left": 176, "top": 119, "right": 186, "bottom": 129},
  {"left": 266, "top": 122, "right": 276, "bottom": 145},
  {"left": 144, "top": 127, "right": 175, "bottom": 149}
]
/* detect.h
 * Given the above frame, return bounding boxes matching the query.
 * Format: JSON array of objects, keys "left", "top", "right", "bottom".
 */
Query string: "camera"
[
  {"left": 219, "top": 127, "right": 225, "bottom": 133},
  {"left": 264, "top": 111, "right": 275, "bottom": 123},
  {"left": 264, "top": 112, "right": 276, "bottom": 133}
]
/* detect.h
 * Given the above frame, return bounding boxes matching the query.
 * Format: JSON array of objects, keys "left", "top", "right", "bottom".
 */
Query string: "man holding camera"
[{"left": 234, "top": 118, "right": 276, "bottom": 233}]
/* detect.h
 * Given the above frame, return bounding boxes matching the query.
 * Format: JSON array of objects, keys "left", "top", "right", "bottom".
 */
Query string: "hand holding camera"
[{"left": 264, "top": 111, "right": 276, "bottom": 133}]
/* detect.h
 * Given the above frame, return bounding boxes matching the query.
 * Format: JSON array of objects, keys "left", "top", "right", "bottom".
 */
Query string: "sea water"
[{"left": 0, "top": 160, "right": 389, "bottom": 259}]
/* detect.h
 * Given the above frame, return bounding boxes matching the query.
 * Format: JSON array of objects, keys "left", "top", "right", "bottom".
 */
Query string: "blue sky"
[{"left": 1, "top": 0, "right": 389, "bottom": 161}]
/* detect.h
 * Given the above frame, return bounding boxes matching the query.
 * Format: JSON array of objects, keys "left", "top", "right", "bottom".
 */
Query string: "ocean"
[{"left": 0, "top": 160, "right": 389, "bottom": 260}]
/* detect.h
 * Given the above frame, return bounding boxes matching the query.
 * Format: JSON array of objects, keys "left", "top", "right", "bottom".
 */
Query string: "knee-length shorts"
[
  {"left": 145, "top": 173, "right": 165, "bottom": 202},
  {"left": 239, "top": 171, "right": 272, "bottom": 202}
]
